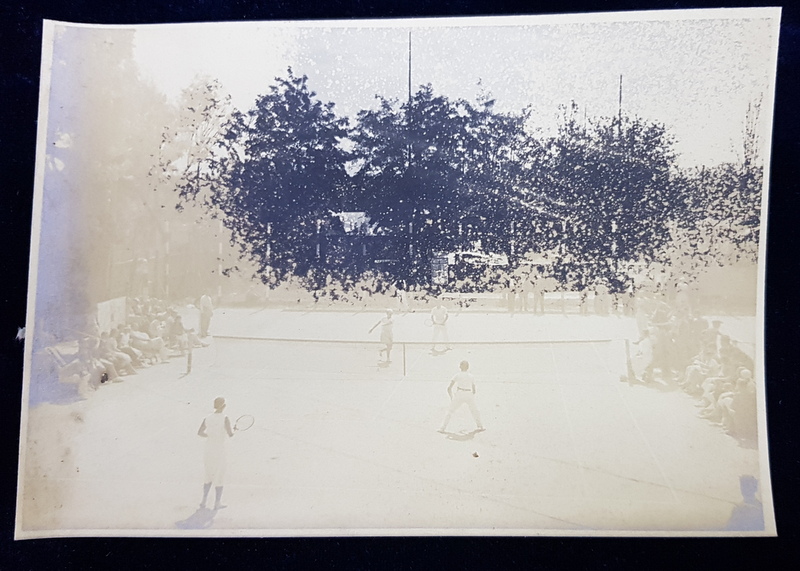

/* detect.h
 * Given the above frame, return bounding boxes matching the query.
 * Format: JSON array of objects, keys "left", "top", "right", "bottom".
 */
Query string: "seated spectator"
[
  {"left": 697, "top": 373, "right": 730, "bottom": 412},
  {"left": 99, "top": 331, "right": 137, "bottom": 376},
  {"left": 168, "top": 314, "right": 208, "bottom": 353},
  {"left": 187, "top": 326, "right": 209, "bottom": 349},
  {"left": 697, "top": 365, "right": 748, "bottom": 421},
  {"left": 114, "top": 326, "right": 146, "bottom": 367},
  {"left": 81, "top": 336, "right": 122, "bottom": 388},
  {"left": 149, "top": 317, "right": 166, "bottom": 340},
  {"left": 718, "top": 335, "right": 754, "bottom": 379},
  {"left": 717, "top": 369, "right": 757, "bottom": 440},
  {"left": 163, "top": 309, "right": 178, "bottom": 346},
  {"left": 45, "top": 345, "right": 93, "bottom": 398},
  {"left": 681, "top": 345, "right": 721, "bottom": 395},
  {"left": 130, "top": 329, "right": 168, "bottom": 364},
  {"left": 169, "top": 315, "right": 190, "bottom": 355}
]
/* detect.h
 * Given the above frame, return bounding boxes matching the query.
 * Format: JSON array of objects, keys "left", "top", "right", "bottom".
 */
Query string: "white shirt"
[
  {"left": 431, "top": 305, "right": 448, "bottom": 325},
  {"left": 451, "top": 371, "right": 475, "bottom": 391},
  {"left": 203, "top": 413, "right": 229, "bottom": 445}
]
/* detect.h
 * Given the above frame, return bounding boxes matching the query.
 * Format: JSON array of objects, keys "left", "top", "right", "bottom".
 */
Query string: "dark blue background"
[{"left": 1, "top": 1, "right": 797, "bottom": 568}]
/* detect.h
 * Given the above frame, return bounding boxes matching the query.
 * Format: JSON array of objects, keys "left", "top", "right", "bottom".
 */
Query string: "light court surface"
[{"left": 17, "top": 310, "right": 764, "bottom": 536}]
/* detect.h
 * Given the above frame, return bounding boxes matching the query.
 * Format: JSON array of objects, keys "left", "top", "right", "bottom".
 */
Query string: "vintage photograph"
[{"left": 18, "top": 9, "right": 780, "bottom": 537}]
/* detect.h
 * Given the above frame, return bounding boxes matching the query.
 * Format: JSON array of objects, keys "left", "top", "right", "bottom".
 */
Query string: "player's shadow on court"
[
  {"left": 175, "top": 507, "right": 218, "bottom": 530},
  {"left": 443, "top": 429, "right": 482, "bottom": 441}
]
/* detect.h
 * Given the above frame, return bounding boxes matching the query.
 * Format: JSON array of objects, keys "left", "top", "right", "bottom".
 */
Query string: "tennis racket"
[
  {"left": 424, "top": 318, "right": 433, "bottom": 327},
  {"left": 234, "top": 414, "right": 255, "bottom": 432}
]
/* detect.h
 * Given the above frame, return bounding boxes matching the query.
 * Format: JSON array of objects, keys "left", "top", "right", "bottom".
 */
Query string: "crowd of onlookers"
[
  {"left": 258, "top": 267, "right": 638, "bottom": 315},
  {"left": 624, "top": 286, "right": 757, "bottom": 443},
  {"left": 46, "top": 295, "right": 213, "bottom": 398}
]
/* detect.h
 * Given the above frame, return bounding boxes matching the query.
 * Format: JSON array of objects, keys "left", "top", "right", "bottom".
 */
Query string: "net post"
[
  {"left": 403, "top": 342, "right": 407, "bottom": 376},
  {"left": 624, "top": 338, "right": 634, "bottom": 381}
]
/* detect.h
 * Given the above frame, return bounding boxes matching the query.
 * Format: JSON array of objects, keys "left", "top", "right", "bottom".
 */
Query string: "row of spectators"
[
  {"left": 47, "top": 295, "right": 214, "bottom": 397},
  {"left": 625, "top": 288, "right": 757, "bottom": 442}
]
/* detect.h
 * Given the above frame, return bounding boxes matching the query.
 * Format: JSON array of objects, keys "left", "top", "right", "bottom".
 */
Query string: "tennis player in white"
[
  {"left": 369, "top": 309, "right": 395, "bottom": 363},
  {"left": 198, "top": 396, "right": 234, "bottom": 510},
  {"left": 430, "top": 300, "right": 452, "bottom": 353},
  {"left": 439, "top": 360, "right": 485, "bottom": 433}
]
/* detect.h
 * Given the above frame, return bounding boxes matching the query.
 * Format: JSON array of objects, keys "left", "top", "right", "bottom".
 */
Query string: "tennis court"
[{"left": 18, "top": 308, "right": 763, "bottom": 535}]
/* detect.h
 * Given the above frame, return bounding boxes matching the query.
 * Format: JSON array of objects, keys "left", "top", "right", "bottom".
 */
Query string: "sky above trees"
[{"left": 132, "top": 11, "right": 779, "bottom": 169}]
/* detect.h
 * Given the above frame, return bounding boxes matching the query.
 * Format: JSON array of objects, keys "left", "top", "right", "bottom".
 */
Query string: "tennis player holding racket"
[
  {"left": 197, "top": 396, "right": 234, "bottom": 510},
  {"left": 369, "top": 309, "right": 395, "bottom": 364}
]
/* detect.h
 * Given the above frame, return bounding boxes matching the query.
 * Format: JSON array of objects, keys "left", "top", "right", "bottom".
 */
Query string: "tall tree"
[
  {"left": 544, "top": 103, "right": 681, "bottom": 283},
  {"left": 458, "top": 93, "right": 534, "bottom": 256},
  {"left": 214, "top": 69, "right": 351, "bottom": 280},
  {"left": 350, "top": 85, "right": 532, "bottom": 282},
  {"left": 157, "top": 76, "right": 236, "bottom": 213}
]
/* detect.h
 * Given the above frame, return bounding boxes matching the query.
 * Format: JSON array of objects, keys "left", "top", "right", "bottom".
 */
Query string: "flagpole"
[
  {"left": 408, "top": 31, "right": 412, "bottom": 104},
  {"left": 618, "top": 74, "right": 623, "bottom": 137}
]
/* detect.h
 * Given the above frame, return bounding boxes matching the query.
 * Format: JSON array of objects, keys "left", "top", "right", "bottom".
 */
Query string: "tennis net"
[{"left": 209, "top": 335, "right": 628, "bottom": 385}]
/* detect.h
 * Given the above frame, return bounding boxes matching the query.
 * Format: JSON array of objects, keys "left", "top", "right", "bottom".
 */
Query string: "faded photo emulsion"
[{"left": 18, "top": 9, "right": 780, "bottom": 537}]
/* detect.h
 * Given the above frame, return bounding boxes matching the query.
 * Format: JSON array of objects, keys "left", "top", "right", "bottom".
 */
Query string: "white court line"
[
  {"left": 591, "top": 341, "right": 679, "bottom": 504},
  {"left": 549, "top": 343, "right": 588, "bottom": 498}
]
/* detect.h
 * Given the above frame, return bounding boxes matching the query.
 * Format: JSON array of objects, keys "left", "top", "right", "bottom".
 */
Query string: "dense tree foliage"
[
  {"left": 349, "top": 85, "right": 531, "bottom": 279},
  {"left": 164, "top": 70, "right": 763, "bottom": 291},
  {"left": 209, "top": 70, "right": 351, "bottom": 281},
  {"left": 544, "top": 104, "right": 683, "bottom": 273}
]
